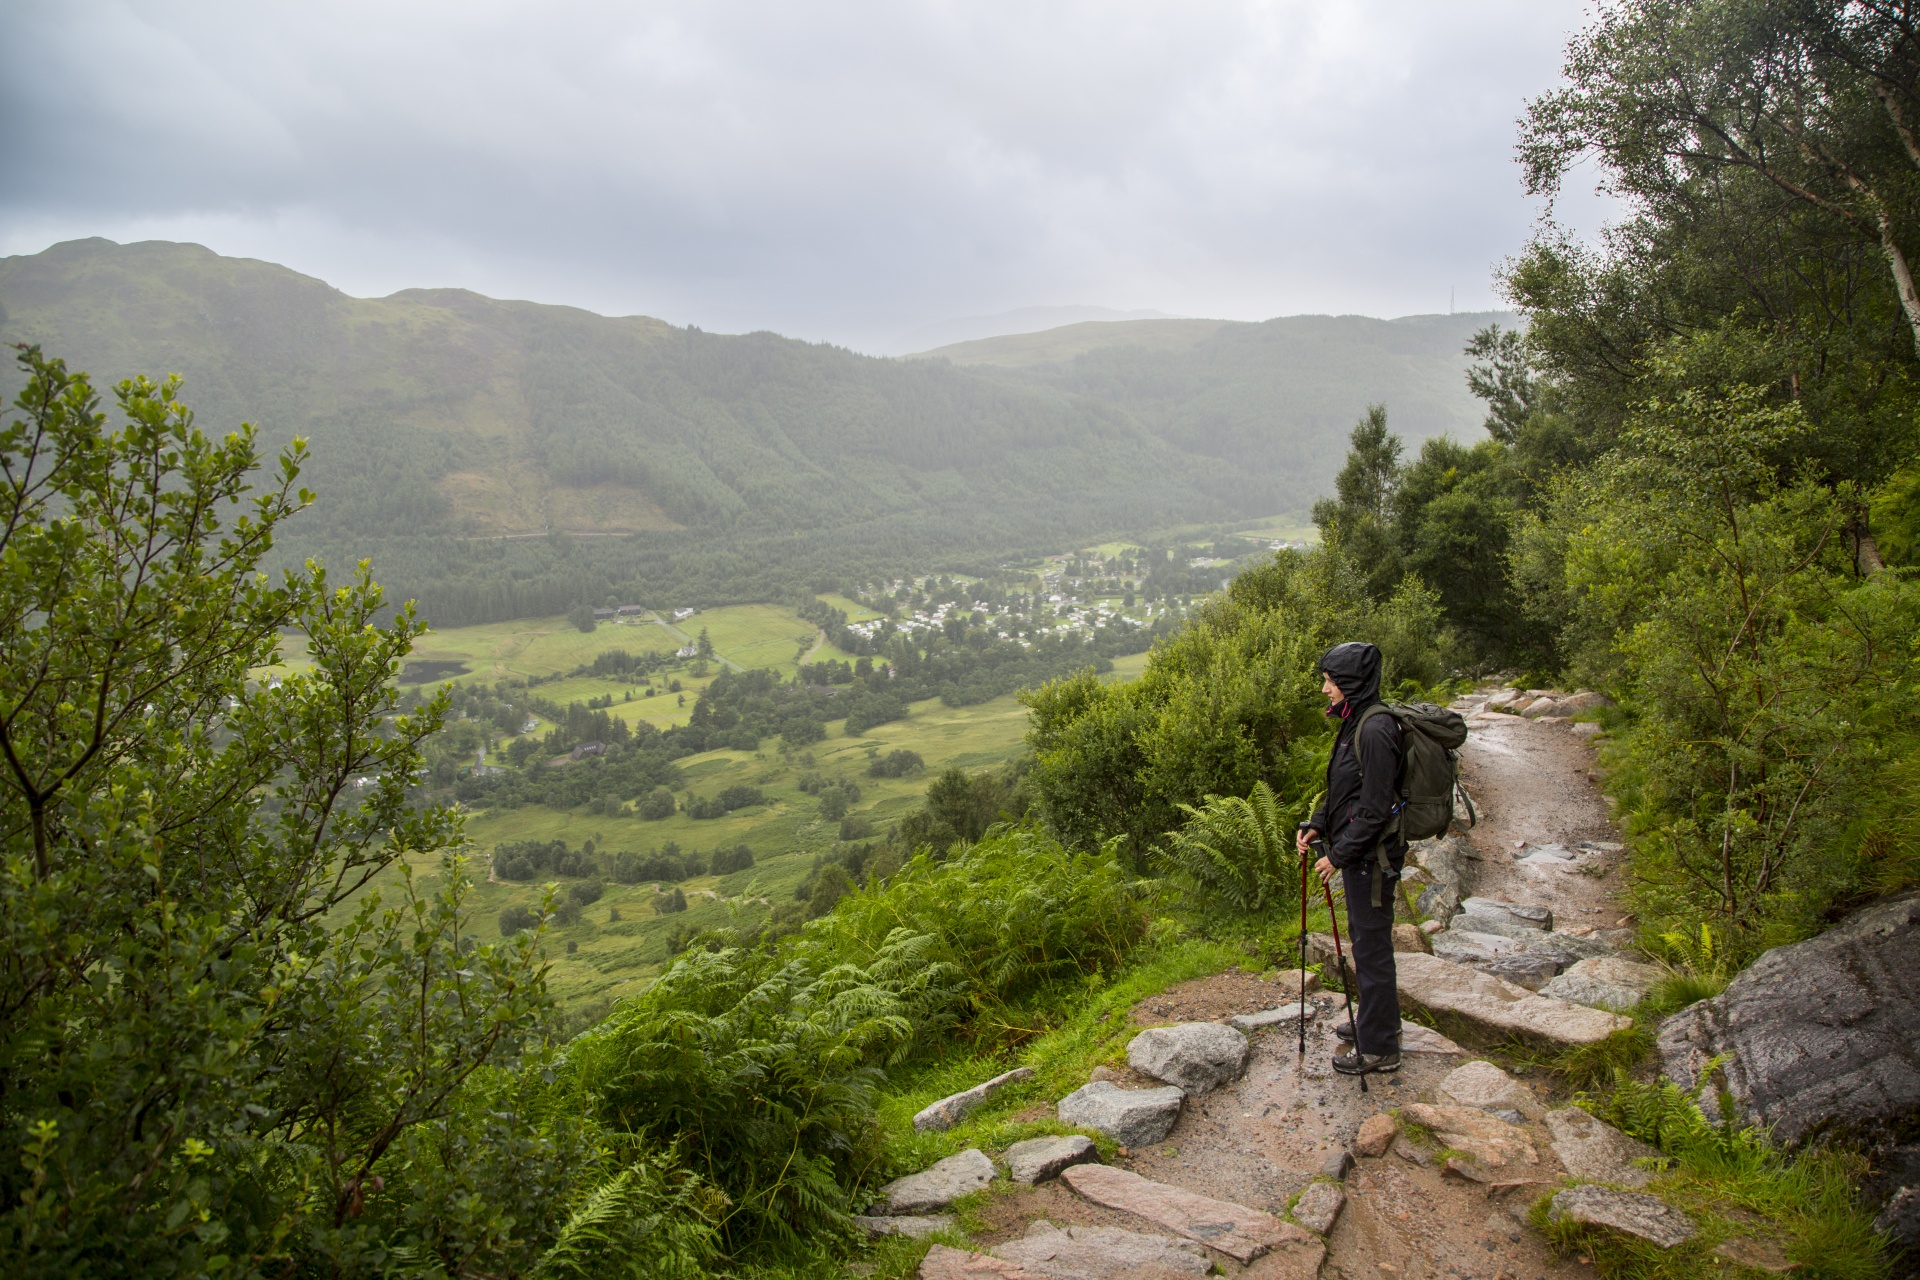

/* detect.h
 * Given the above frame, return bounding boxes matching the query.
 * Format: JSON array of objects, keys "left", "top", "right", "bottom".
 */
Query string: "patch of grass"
[{"left": 1531, "top": 1072, "right": 1895, "bottom": 1279}]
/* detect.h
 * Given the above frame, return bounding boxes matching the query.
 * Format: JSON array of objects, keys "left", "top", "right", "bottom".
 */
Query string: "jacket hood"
[{"left": 1319, "top": 641, "right": 1383, "bottom": 712}]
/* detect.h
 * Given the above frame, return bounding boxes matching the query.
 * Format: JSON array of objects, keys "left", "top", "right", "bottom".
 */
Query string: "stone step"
[
  {"left": 992, "top": 1221, "right": 1211, "bottom": 1276},
  {"left": 1059, "top": 1162, "right": 1321, "bottom": 1265},
  {"left": 872, "top": 1149, "right": 995, "bottom": 1215},
  {"left": 1395, "top": 952, "right": 1633, "bottom": 1047},
  {"left": 919, "top": 1244, "right": 1038, "bottom": 1279}
]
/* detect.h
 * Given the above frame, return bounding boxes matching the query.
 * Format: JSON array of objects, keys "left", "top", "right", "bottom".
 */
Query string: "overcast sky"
[{"left": 0, "top": 1, "right": 1612, "bottom": 352}]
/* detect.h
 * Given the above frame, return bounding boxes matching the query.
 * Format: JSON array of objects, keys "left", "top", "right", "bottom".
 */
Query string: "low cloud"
[{"left": 0, "top": 0, "right": 1614, "bottom": 349}]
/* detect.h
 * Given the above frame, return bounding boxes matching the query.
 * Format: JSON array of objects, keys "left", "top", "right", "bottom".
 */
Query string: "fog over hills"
[{"left": 0, "top": 237, "right": 1507, "bottom": 621}]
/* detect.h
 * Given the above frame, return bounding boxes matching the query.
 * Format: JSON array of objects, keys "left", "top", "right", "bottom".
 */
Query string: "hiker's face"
[{"left": 1321, "top": 672, "right": 1343, "bottom": 706}]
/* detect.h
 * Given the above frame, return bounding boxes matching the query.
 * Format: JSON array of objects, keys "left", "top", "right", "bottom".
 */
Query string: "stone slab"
[
  {"left": 857, "top": 1214, "right": 955, "bottom": 1238},
  {"left": 992, "top": 1222, "right": 1211, "bottom": 1276},
  {"left": 1229, "top": 1003, "right": 1313, "bottom": 1032},
  {"left": 1399, "top": 1103, "right": 1538, "bottom": 1168},
  {"left": 1005, "top": 1134, "right": 1099, "bottom": 1185},
  {"left": 1292, "top": 1181, "right": 1346, "bottom": 1235},
  {"left": 1437, "top": 1059, "right": 1545, "bottom": 1119},
  {"left": 875, "top": 1148, "right": 995, "bottom": 1215},
  {"left": 1540, "top": 957, "right": 1661, "bottom": 1012},
  {"left": 1549, "top": 1185, "right": 1697, "bottom": 1249},
  {"left": 1398, "top": 1021, "right": 1464, "bottom": 1055},
  {"left": 1059, "top": 1163, "right": 1314, "bottom": 1263},
  {"left": 1544, "top": 1108, "right": 1660, "bottom": 1188},
  {"left": 1057, "top": 1081, "right": 1184, "bottom": 1148},
  {"left": 1354, "top": 1113, "right": 1397, "bottom": 1157},
  {"left": 915, "top": 1066, "right": 1036, "bottom": 1132},
  {"left": 1463, "top": 897, "right": 1554, "bottom": 930},
  {"left": 920, "top": 1244, "right": 1039, "bottom": 1279},
  {"left": 1396, "top": 952, "right": 1634, "bottom": 1047}
]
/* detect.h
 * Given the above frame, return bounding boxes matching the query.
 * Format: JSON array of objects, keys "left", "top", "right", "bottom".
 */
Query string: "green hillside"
[
  {"left": 919, "top": 311, "right": 1513, "bottom": 507},
  {"left": 0, "top": 238, "right": 1501, "bottom": 623}
]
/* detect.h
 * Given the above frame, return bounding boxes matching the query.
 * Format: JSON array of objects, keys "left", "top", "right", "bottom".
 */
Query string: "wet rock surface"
[
  {"left": 1541, "top": 956, "right": 1661, "bottom": 1011},
  {"left": 1549, "top": 1185, "right": 1697, "bottom": 1249},
  {"left": 1292, "top": 1180, "right": 1346, "bottom": 1235},
  {"left": 1436, "top": 1059, "right": 1546, "bottom": 1119},
  {"left": 875, "top": 1149, "right": 995, "bottom": 1214},
  {"left": 1227, "top": 1002, "right": 1312, "bottom": 1032},
  {"left": 1056, "top": 1081, "right": 1183, "bottom": 1148},
  {"left": 857, "top": 1213, "right": 955, "bottom": 1238},
  {"left": 990, "top": 1221, "right": 1211, "bottom": 1277},
  {"left": 1543, "top": 1108, "right": 1660, "bottom": 1189},
  {"left": 1005, "top": 1136, "right": 1099, "bottom": 1186},
  {"left": 1058, "top": 1164, "right": 1312, "bottom": 1263},
  {"left": 1125, "top": 1022, "right": 1250, "bottom": 1096},
  {"left": 1396, "top": 952, "right": 1634, "bottom": 1046},
  {"left": 1658, "top": 893, "right": 1920, "bottom": 1145}
]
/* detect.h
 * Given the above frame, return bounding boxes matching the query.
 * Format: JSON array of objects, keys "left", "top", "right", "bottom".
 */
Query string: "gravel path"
[{"left": 969, "top": 693, "right": 1633, "bottom": 1280}]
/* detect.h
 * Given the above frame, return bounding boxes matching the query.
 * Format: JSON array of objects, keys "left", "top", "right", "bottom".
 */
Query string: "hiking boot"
[
  {"left": 1332, "top": 1048, "right": 1400, "bottom": 1075},
  {"left": 1334, "top": 1019, "right": 1357, "bottom": 1043}
]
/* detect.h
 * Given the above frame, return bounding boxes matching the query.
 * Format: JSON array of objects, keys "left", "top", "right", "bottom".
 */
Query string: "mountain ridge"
[{"left": 0, "top": 238, "right": 1505, "bottom": 621}]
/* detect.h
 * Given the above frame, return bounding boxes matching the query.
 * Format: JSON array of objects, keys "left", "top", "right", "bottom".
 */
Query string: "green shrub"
[{"left": 1158, "top": 780, "right": 1311, "bottom": 921}]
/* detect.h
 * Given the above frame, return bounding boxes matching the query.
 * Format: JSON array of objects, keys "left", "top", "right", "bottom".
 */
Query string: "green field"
[
  {"left": 351, "top": 682, "right": 1042, "bottom": 1011},
  {"left": 404, "top": 602, "right": 861, "bottom": 687}
]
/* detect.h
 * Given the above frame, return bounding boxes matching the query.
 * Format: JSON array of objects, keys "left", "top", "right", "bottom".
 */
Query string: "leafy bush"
[
  {"left": 868, "top": 749, "right": 925, "bottom": 778},
  {"left": 655, "top": 888, "right": 689, "bottom": 914},
  {"left": 0, "top": 350, "right": 557, "bottom": 1273},
  {"left": 570, "top": 879, "right": 605, "bottom": 906},
  {"left": 1158, "top": 780, "right": 1310, "bottom": 920},
  {"left": 638, "top": 786, "right": 677, "bottom": 819},
  {"left": 685, "top": 786, "right": 767, "bottom": 820},
  {"left": 500, "top": 904, "right": 541, "bottom": 936},
  {"left": 1024, "top": 547, "right": 1444, "bottom": 864},
  {"left": 711, "top": 844, "right": 756, "bottom": 875},
  {"left": 495, "top": 838, "right": 597, "bottom": 881}
]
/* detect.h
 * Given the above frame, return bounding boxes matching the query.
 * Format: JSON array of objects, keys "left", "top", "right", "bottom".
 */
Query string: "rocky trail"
[{"left": 870, "top": 689, "right": 1743, "bottom": 1280}]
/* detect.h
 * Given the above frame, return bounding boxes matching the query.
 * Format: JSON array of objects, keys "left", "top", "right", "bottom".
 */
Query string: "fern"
[
  {"left": 536, "top": 1156, "right": 719, "bottom": 1280},
  {"left": 1156, "top": 781, "right": 1307, "bottom": 918}
]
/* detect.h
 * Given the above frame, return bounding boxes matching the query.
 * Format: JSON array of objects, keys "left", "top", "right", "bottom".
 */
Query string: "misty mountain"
[{"left": 0, "top": 238, "right": 1506, "bottom": 621}]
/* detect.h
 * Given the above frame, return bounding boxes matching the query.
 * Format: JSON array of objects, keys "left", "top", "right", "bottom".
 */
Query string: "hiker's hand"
[
  {"left": 1296, "top": 826, "right": 1317, "bottom": 857},
  {"left": 1315, "top": 856, "right": 1335, "bottom": 884}
]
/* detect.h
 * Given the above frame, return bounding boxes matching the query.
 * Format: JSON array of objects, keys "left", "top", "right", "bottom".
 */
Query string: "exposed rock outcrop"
[{"left": 1658, "top": 893, "right": 1920, "bottom": 1145}]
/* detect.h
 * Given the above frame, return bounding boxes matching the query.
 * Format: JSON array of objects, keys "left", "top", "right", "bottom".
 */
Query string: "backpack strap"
[{"left": 1347, "top": 703, "right": 1404, "bottom": 909}]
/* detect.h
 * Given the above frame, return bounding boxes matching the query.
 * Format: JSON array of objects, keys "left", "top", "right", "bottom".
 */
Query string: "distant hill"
[
  {"left": 889, "top": 306, "right": 1175, "bottom": 354},
  {"left": 0, "top": 238, "right": 1509, "bottom": 623},
  {"left": 916, "top": 312, "right": 1515, "bottom": 503}
]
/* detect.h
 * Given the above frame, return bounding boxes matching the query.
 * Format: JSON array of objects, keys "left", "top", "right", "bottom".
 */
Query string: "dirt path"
[{"left": 967, "top": 691, "right": 1635, "bottom": 1279}]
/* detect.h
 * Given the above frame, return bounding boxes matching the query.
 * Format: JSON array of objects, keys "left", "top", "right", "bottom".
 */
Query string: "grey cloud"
[{"left": 0, "top": 0, "right": 1612, "bottom": 349}]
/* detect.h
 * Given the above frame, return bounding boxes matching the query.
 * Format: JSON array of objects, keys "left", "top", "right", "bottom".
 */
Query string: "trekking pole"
[
  {"left": 1314, "top": 838, "right": 1368, "bottom": 1095},
  {"left": 1297, "top": 841, "right": 1310, "bottom": 1068}
]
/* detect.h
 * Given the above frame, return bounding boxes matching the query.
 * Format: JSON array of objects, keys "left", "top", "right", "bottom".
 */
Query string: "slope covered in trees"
[{"left": 0, "top": 238, "right": 1497, "bottom": 623}]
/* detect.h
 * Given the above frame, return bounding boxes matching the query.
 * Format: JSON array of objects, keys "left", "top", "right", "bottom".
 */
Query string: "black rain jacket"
[{"left": 1306, "top": 642, "right": 1408, "bottom": 873}]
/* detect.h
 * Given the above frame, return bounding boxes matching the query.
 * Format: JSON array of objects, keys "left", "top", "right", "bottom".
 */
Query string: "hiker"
[{"left": 1295, "top": 641, "right": 1406, "bottom": 1075}]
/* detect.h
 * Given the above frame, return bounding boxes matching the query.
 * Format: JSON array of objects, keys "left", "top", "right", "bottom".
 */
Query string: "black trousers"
[{"left": 1340, "top": 863, "right": 1401, "bottom": 1053}]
